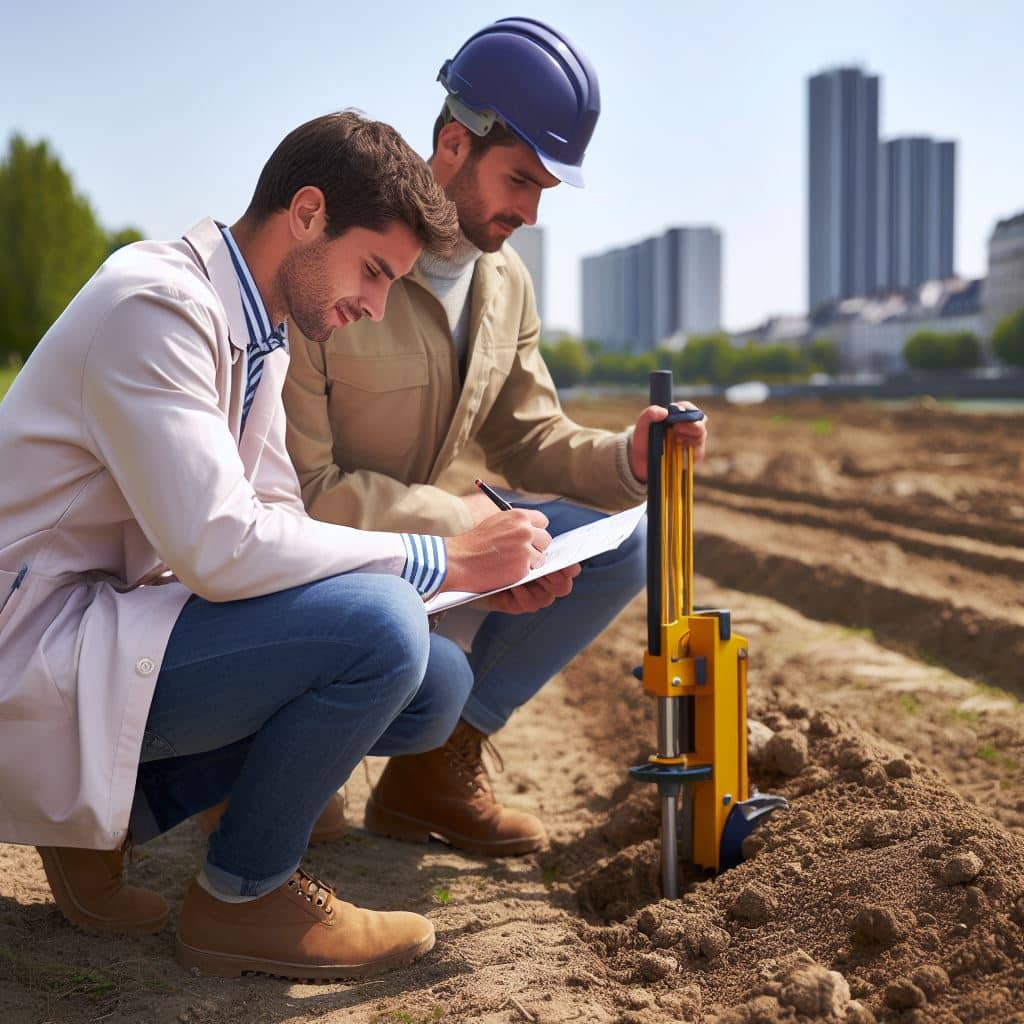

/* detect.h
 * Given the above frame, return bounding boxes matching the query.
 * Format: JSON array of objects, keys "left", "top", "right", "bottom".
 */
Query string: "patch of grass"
[
  {"left": 810, "top": 417, "right": 834, "bottom": 435},
  {"left": 974, "top": 742, "right": 1019, "bottom": 771},
  {"left": 431, "top": 885, "right": 452, "bottom": 906},
  {"left": 541, "top": 862, "right": 562, "bottom": 887},
  {"left": 947, "top": 707, "right": 979, "bottom": 724},
  {"left": 0, "top": 366, "right": 18, "bottom": 403},
  {"left": 770, "top": 413, "right": 790, "bottom": 425},
  {"left": 897, "top": 694, "right": 921, "bottom": 715},
  {"left": 0, "top": 942, "right": 176, "bottom": 1012},
  {"left": 0, "top": 945, "right": 117, "bottom": 1000},
  {"left": 372, "top": 1007, "right": 444, "bottom": 1024},
  {"left": 0, "top": 943, "right": 177, "bottom": 1010},
  {"left": 843, "top": 626, "right": 876, "bottom": 643}
]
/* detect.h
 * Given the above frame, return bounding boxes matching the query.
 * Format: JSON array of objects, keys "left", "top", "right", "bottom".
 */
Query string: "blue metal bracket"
[
  {"left": 629, "top": 761, "right": 712, "bottom": 798},
  {"left": 719, "top": 793, "right": 789, "bottom": 870}
]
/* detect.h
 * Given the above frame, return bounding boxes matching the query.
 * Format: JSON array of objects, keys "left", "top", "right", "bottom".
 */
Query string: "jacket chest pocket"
[{"left": 325, "top": 353, "right": 430, "bottom": 474}]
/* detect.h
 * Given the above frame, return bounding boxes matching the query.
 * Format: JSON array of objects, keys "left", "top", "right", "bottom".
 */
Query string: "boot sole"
[
  {"left": 364, "top": 800, "right": 545, "bottom": 857},
  {"left": 174, "top": 929, "right": 435, "bottom": 980},
  {"left": 36, "top": 848, "right": 170, "bottom": 937}
]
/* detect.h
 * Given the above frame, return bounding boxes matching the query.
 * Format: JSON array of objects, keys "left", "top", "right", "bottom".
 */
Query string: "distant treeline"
[
  {"left": 539, "top": 334, "right": 840, "bottom": 389},
  {"left": 543, "top": 316, "right": 1024, "bottom": 389},
  {"left": 0, "top": 135, "right": 143, "bottom": 362}
]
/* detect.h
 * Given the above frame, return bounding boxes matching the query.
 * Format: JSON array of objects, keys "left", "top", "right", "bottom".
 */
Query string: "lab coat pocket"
[
  {"left": 0, "top": 565, "right": 28, "bottom": 634},
  {"left": 0, "top": 571, "right": 75, "bottom": 721}
]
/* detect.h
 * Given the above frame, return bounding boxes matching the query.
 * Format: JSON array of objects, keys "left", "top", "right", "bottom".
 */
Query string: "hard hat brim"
[{"left": 536, "top": 150, "right": 585, "bottom": 189}]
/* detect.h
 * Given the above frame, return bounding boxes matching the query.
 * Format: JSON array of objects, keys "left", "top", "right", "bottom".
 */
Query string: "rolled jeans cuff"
[{"left": 203, "top": 856, "right": 297, "bottom": 900}]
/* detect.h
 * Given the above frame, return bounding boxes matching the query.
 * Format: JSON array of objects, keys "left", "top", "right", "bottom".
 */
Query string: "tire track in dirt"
[
  {"left": 700, "top": 485, "right": 1024, "bottom": 582},
  {"left": 699, "top": 477, "right": 1024, "bottom": 551},
  {"left": 693, "top": 501, "right": 1024, "bottom": 698}
]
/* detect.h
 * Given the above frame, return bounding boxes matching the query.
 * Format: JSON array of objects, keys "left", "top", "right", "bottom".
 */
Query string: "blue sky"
[{"left": 2, "top": 0, "right": 1021, "bottom": 333}]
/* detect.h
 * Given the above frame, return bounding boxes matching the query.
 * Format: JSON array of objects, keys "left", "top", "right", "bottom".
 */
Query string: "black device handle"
[
  {"left": 645, "top": 370, "right": 704, "bottom": 656},
  {"left": 646, "top": 373, "right": 669, "bottom": 655}
]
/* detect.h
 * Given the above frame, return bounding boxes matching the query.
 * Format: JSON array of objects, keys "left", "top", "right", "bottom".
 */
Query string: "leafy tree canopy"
[
  {"left": 903, "top": 329, "right": 981, "bottom": 371},
  {"left": 0, "top": 135, "right": 141, "bottom": 360},
  {"left": 992, "top": 309, "right": 1024, "bottom": 367}
]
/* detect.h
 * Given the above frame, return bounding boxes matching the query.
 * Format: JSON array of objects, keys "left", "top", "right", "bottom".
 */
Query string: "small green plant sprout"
[
  {"left": 976, "top": 743, "right": 999, "bottom": 765},
  {"left": 897, "top": 694, "right": 921, "bottom": 715},
  {"left": 541, "top": 862, "right": 562, "bottom": 887}
]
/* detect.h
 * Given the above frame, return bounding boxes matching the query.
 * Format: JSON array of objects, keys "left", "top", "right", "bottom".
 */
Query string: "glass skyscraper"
[
  {"left": 807, "top": 67, "right": 880, "bottom": 310},
  {"left": 581, "top": 227, "right": 721, "bottom": 352},
  {"left": 877, "top": 137, "right": 956, "bottom": 292}
]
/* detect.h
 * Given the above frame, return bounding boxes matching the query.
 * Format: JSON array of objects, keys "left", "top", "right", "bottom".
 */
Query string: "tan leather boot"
[
  {"left": 195, "top": 791, "right": 347, "bottom": 846},
  {"left": 175, "top": 869, "right": 434, "bottom": 980},
  {"left": 36, "top": 842, "right": 170, "bottom": 937},
  {"left": 364, "top": 720, "right": 547, "bottom": 856}
]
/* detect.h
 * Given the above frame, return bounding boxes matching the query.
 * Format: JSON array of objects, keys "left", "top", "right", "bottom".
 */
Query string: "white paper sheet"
[{"left": 425, "top": 503, "right": 647, "bottom": 614}]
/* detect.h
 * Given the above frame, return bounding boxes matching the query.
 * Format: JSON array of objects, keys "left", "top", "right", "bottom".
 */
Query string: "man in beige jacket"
[
  {"left": 283, "top": 22, "right": 708, "bottom": 856},
  {"left": 0, "top": 112, "right": 567, "bottom": 980}
]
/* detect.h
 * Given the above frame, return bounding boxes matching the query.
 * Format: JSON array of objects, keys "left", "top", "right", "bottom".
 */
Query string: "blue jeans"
[
  {"left": 457, "top": 500, "right": 646, "bottom": 734},
  {"left": 131, "top": 573, "right": 472, "bottom": 896}
]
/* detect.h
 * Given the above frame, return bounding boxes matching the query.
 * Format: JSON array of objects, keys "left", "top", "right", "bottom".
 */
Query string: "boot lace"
[
  {"left": 445, "top": 723, "right": 504, "bottom": 795},
  {"left": 287, "top": 869, "right": 335, "bottom": 913}
]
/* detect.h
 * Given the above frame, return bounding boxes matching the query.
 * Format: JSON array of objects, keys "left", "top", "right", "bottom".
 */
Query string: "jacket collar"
[
  {"left": 407, "top": 243, "right": 508, "bottom": 299},
  {"left": 466, "top": 249, "right": 505, "bottom": 346},
  {"left": 182, "top": 218, "right": 248, "bottom": 352}
]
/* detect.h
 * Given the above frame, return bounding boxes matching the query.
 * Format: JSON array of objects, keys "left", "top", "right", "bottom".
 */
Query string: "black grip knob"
[{"left": 649, "top": 370, "right": 673, "bottom": 409}]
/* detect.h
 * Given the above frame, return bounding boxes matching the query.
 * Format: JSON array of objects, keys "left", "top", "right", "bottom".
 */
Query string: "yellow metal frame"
[{"left": 641, "top": 432, "right": 749, "bottom": 871}]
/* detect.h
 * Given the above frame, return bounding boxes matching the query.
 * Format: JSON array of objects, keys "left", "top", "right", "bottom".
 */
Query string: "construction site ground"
[{"left": 2, "top": 395, "right": 1023, "bottom": 1024}]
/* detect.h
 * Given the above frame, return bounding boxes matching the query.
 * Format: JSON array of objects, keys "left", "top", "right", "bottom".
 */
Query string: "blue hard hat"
[{"left": 437, "top": 17, "right": 600, "bottom": 188}]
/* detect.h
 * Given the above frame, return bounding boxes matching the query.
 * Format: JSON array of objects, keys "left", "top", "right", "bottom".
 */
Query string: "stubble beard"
[
  {"left": 446, "top": 159, "right": 520, "bottom": 254},
  {"left": 277, "top": 238, "right": 335, "bottom": 343}
]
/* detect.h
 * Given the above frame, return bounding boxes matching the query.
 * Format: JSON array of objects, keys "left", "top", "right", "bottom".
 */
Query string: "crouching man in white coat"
[{"left": 0, "top": 111, "right": 570, "bottom": 980}]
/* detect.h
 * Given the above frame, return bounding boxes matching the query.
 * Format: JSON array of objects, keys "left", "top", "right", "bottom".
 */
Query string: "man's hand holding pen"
[{"left": 443, "top": 478, "right": 581, "bottom": 614}]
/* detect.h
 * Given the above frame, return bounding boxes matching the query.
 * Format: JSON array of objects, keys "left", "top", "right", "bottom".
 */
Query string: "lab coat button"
[{"left": 135, "top": 657, "right": 156, "bottom": 676}]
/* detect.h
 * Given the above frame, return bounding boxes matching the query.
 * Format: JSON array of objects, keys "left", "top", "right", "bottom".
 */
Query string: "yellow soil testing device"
[{"left": 629, "top": 370, "right": 785, "bottom": 898}]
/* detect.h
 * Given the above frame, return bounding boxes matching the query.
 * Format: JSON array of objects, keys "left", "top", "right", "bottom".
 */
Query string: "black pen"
[{"left": 474, "top": 478, "right": 513, "bottom": 511}]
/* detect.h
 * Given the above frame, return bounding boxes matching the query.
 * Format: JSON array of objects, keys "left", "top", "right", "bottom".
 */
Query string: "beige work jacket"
[
  {"left": 0, "top": 219, "right": 412, "bottom": 850},
  {"left": 283, "top": 243, "right": 644, "bottom": 535}
]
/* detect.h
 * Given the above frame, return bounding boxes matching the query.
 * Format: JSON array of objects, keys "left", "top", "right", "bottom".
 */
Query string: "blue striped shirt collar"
[{"left": 219, "top": 225, "right": 288, "bottom": 350}]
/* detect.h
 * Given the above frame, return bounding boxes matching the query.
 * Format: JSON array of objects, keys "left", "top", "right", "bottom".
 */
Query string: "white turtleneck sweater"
[{"left": 416, "top": 233, "right": 482, "bottom": 365}]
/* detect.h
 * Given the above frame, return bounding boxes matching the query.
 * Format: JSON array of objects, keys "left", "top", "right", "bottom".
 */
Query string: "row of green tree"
[
  {"left": 539, "top": 334, "right": 841, "bottom": 389},
  {"left": 901, "top": 312, "right": 1024, "bottom": 370},
  {"left": 989, "top": 311, "right": 1024, "bottom": 367},
  {"left": 542, "top": 314, "right": 1024, "bottom": 389},
  {"left": 0, "top": 135, "right": 142, "bottom": 362}
]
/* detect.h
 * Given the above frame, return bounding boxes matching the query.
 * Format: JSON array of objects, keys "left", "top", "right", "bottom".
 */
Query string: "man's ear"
[
  {"left": 434, "top": 120, "right": 473, "bottom": 179},
  {"left": 287, "top": 186, "right": 327, "bottom": 241}
]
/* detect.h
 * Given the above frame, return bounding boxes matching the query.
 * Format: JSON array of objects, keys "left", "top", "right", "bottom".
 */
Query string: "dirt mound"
[
  {"left": 574, "top": 701, "right": 1024, "bottom": 1023},
  {"left": 760, "top": 450, "right": 840, "bottom": 494}
]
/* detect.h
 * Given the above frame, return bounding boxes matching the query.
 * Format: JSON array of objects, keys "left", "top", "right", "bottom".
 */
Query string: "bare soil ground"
[{"left": 2, "top": 396, "right": 1024, "bottom": 1024}]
